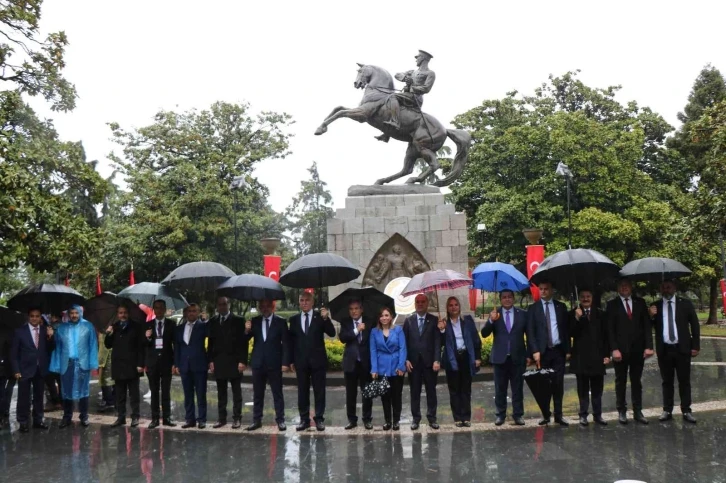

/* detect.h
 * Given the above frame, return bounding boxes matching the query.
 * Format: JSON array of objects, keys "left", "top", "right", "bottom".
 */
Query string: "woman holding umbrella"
[{"left": 370, "top": 306, "right": 407, "bottom": 431}]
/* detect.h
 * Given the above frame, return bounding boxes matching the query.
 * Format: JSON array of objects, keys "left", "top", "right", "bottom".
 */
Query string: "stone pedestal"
[{"left": 327, "top": 191, "right": 471, "bottom": 316}]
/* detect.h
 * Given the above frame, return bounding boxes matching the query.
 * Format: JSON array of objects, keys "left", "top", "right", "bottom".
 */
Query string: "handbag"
[{"left": 362, "top": 376, "right": 391, "bottom": 399}]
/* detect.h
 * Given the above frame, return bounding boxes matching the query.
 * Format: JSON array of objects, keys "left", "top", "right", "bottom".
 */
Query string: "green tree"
[{"left": 286, "top": 161, "right": 334, "bottom": 256}]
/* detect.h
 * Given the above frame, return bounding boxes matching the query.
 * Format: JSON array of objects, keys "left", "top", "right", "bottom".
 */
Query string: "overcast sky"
[{"left": 34, "top": 0, "right": 725, "bottom": 213}]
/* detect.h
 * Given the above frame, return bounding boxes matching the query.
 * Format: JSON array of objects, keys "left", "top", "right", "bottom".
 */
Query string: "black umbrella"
[
  {"left": 161, "top": 261, "right": 236, "bottom": 293},
  {"left": 7, "top": 284, "right": 86, "bottom": 315},
  {"left": 523, "top": 367, "right": 556, "bottom": 417},
  {"left": 529, "top": 249, "right": 620, "bottom": 293},
  {"left": 0, "top": 305, "right": 25, "bottom": 333},
  {"left": 83, "top": 292, "right": 148, "bottom": 332},
  {"left": 279, "top": 253, "right": 360, "bottom": 289},
  {"left": 217, "top": 274, "right": 286, "bottom": 302},
  {"left": 118, "top": 282, "right": 188, "bottom": 310},
  {"left": 328, "top": 287, "right": 396, "bottom": 323},
  {"left": 619, "top": 257, "right": 692, "bottom": 283}
]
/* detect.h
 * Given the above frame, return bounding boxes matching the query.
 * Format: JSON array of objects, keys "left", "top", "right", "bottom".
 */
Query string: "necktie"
[
  {"left": 220, "top": 315, "right": 225, "bottom": 325},
  {"left": 418, "top": 317, "right": 424, "bottom": 335},
  {"left": 304, "top": 313, "right": 310, "bottom": 334},
  {"left": 33, "top": 327, "right": 39, "bottom": 349},
  {"left": 545, "top": 302, "right": 554, "bottom": 348},
  {"left": 585, "top": 309, "right": 591, "bottom": 320},
  {"left": 157, "top": 320, "right": 163, "bottom": 338},
  {"left": 356, "top": 320, "right": 362, "bottom": 344},
  {"left": 667, "top": 300, "right": 676, "bottom": 343},
  {"left": 625, "top": 298, "right": 632, "bottom": 320},
  {"left": 264, "top": 318, "right": 270, "bottom": 340},
  {"left": 505, "top": 311, "right": 512, "bottom": 333}
]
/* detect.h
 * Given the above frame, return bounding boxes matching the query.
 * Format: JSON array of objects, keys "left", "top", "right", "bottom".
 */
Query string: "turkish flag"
[
  {"left": 129, "top": 269, "right": 136, "bottom": 286},
  {"left": 468, "top": 270, "right": 477, "bottom": 311},
  {"left": 96, "top": 272, "right": 102, "bottom": 296},
  {"left": 264, "top": 255, "right": 281, "bottom": 282},
  {"left": 721, "top": 279, "right": 726, "bottom": 315},
  {"left": 526, "top": 245, "right": 545, "bottom": 302}
]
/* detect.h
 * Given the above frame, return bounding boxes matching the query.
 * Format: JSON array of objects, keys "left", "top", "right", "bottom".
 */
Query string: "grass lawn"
[{"left": 700, "top": 324, "right": 726, "bottom": 337}]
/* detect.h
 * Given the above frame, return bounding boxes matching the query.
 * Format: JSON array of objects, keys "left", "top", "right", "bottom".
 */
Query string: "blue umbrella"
[{"left": 471, "top": 262, "right": 530, "bottom": 292}]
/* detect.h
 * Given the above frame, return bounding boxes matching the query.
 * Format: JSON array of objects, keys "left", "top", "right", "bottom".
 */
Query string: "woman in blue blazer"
[
  {"left": 440, "top": 296, "right": 482, "bottom": 427},
  {"left": 370, "top": 307, "right": 407, "bottom": 430}
]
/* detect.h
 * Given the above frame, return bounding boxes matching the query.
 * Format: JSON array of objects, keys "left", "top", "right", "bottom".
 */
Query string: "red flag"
[
  {"left": 263, "top": 255, "right": 281, "bottom": 282},
  {"left": 526, "top": 245, "right": 545, "bottom": 302},
  {"left": 468, "top": 270, "right": 477, "bottom": 311},
  {"left": 64, "top": 273, "right": 70, "bottom": 287},
  {"left": 721, "top": 279, "right": 726, "bottom": 315},
  {"left": 96, "top": 272, "right": 102, "bottom": 296},
  {"left": 130, "top": 269, "right": 136, "bottom": 286}
]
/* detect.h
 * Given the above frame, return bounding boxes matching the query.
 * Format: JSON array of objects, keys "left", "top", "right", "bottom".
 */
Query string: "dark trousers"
[
  {"left": 146, "top": 369, "right": 172, "bottom": 420},
  {"left": 575, "top": 374, "right": 604, "bottom": 417},
  {"left": 296, "top": 366, "right": 326, "bottom": 423},
  {"left": 446, "top": 351, "right": 473, "bottom": 422},
  {"left": 0, "top": 377, "right": 16, "bottom": 417},
  {"left": 381, "top": 375, "right": 404, "bottom": 424},
  {"left": 658, "top": 345, "right": 692, "bottom": 413},
  {"left": 344, "top": 361, "right": 372, "bottom": 423},
  {"left": 493, "top": 356, "right": 525, "bottom": 418},
  {"left": 409, "top": 363, "right": 438, "bottom": 423},
  {"left": 62, "top": 397, "right": 89, "bottom": 422},
  {"left": 540, "top": 346, "right": 566, "bottom": 418},
  {"left": 180, "top": 370, "right": 207, "bottom": 423},
  {"left": 216, "top": 377, "right": 242, "bottom": 421},
  {"left": 44, "top": 373, "right": 61, "bottom": 404},
  {"left": 252, "top": 367, "right": 285, "bottom": 423},
  {"left": 115, "top": 377, "right": 140, "bottom": 419},
  {"left": 614, "top": 354, "right": 645, "bottom": 412},
  {"left": 17, "top": 370, "right": 45, "bottom": 424}
]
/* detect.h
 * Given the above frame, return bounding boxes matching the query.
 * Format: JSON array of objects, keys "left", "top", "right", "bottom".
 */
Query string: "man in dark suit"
[
  {"left": 403, "top": 293, "right": 442, "bottom": 430},
  {"left": 244, "top": 298, "right": 290, "bottom": 432},
  {"left": 606, "top": 278, "right": 653, "bottom": 425},
  {"left": 0, "top": 326, "right": 16, "bottom": 430},
  {"left": 11, "top": 307, "right": 55, "bottom": 432},
  {"left": 338, "top": 299, "right": 375, "bottom": 430},
  {"left": 208, "top": 296, "right": 248, "bottom": 429},
  {"left": 482, "top": 289, "right": 528, "bottom": 426},
  {"left": 173, "top": 303, "right": 209, "bottom": 429},
  {"left": 288, "top": 291, "right": 336, "bottom": 431},
  {"left": 649, "top": 279, "right": 700, "bottom": 423},
  {"left": 145, "top": 299, "right": 176, "bottom": 429},
  {"left": 526, "top": 280, "right": 571, "bottom": 426},
  {"left": 104, "top": 305, "right": 146, "bottom": 428}
]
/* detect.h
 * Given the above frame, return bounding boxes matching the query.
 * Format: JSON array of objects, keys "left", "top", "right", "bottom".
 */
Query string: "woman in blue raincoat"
[{"left": 49, "top": 305, "right": 98, "bottom": 427}]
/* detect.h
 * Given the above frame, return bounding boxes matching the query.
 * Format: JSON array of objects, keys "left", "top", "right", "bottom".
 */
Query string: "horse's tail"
[{"left": 433, "top": 129, "right": 471, "bottom": 187}]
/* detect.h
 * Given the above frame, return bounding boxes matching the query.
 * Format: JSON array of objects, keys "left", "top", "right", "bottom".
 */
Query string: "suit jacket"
[
  {"left": 104, "top": 320, "right": 146, "bottom": 380},
  {"left": 288, "top": 311, "right": 336, "bottom": 370},
  {"left": 338, "top": 315, "right": 375, "bottom": 373},
  {"left": 402, "top": 312, "right": 441, "bottom": 368},
  {"left": 442, "top": 315, "right": 482, "bottom": 376},
  {"left": 568, "top": 307, "right": 609, "bottom": 375},
  {"left": 0, "top": 330, "right": 13, "bottom": 378},
  {"left": 526, "top": 299, "right": 570, "bottom": 356},
  {"left": 207, "top": 313, "right": 249, "bottom": 380},
  {"left": 369, "top": 326, "right": 407, "bottom": 377},
  {"left": 174, "top": 320, "right": 208, "bottom": 373},
  {"left": 651, "top": 297, "right": 700, "bottom": 355},
  {"left": 11, "top": 324, "right": 55, "bottom": 378},
  {"left": 481, "top": 306, "right": 528, "bottom": 365},
  {"left": 246, "top": 314, "right": 291, "bottom": 370},
  {"left": 144, "top": 317, "right": 176, "bottom": 374},
  {"left": 606, "top": 296, "right": 653, "bottom": 357}
]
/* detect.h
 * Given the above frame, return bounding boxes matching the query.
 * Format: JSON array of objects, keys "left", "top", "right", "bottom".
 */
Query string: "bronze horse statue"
[{"left": 314, "top": 64, "right": 471, "bottom": 186}]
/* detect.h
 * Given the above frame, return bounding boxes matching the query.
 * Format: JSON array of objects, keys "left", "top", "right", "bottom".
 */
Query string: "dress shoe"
[
  {"left": 463, "top": 421, "right": 471, "bottom": 428},
  {"left": 455, "top": 421, "right": 464, "bottom": 427},
  {"left": 538, "top": 418, "right": 550, "bottom": 426},
  {"left": 514, "top": 417, "right": 526, "bottom": 426},
  {"left": 296, "top": 421, "right": 310, "bottom": 431},
  {"left": 163, "top": 419, "right": 176, "bottom": 427},
  {"left": 392, "top": 423, "right": 400, "bottom": 431},
  {"left": 410, "top": 422, "right": 420, "bottom": 430},
  {"left": 246, "top": 421, "right": 262, "bottom": 431},
  {"left": 277, "top": 422, "right": 287, "bottom": 431},
  {"left": 232, "top": 419, "right": 241, "bottom": 429},
  {"left": 197, "top": 422, "right": 206, "bottom": 429},
  {"left": 59, "top": 419, "right": 71, "bottom": 429},
  {"left": 364, "top": 421, "right": 373, "bottom": 430},
  {"left": 344, "top": 422, "right": 357, "bottom": 430},
  {"left": 382, "top": 423, "right": 392, "bottom": 431},
  {"left": 213, "top": 421, "right": 227, "bottom": 429},
  {"left": 181, "top": 421, "right": 196, "bottom": 429},
  {"left": 148, "top": 420, "right": 160, "bottom": 429},
  {"left": 494, "top": 417, "right": 505, "bottom": 426},
  {"left": 579, "top": 416, "right": 588, "bottom": 427},
  {"left": 110, "top": 418, "right": 126, "bottom": 427},
  {"left": 618, "top": 411, "right": 628, "bottom": 424},
  {"left": 130, "top": 417, "right": 139, "bottom": 428},
  {"left": 554, "top": 417, "right": 570, "bottom": 427},
  {"left": 429, "top": 422, "right": 440, "bottom": 430},
  {"left": 33, "top": 422, "right": 50, "bottom": 430},
  {"left": 633, "top": 410, "right": 648, "bottom": 424},
  {"left": 658, "top": 411, "right": 673, "bottom": 422},
  {"left": 81, "top": 419, "right": 90, "bottom": 427},
  {"left": 315, "top": 421, "right": 325, "bottom": 431},
  {"left": 19, "top": 423, "right": 29, "bottom": 433},
  {"left": 683, "top": 412, "right": 697, "bottom": 424},
  {"left": 593, "top": 416, "right": 608, "bottom": 426}
]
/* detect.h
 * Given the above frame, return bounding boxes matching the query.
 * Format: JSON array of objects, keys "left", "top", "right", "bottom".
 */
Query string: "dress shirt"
[
  {"left": 300, "top": 311, "right": 313, "bottom": 333},
  {"left": 541, "top": 299, "right": 560, "bottom": 346},
  {"left": 262, "top": 315, "right": 273, "bottom": 341},
  {"left": 450, "top": 317, "right": 465, "bottom": 350},
  {"left": 662, "top": 297, "right": 679, "bottom": 343},
  {"left": 184, "top": 320, "right": 197, "bottom": 344}
]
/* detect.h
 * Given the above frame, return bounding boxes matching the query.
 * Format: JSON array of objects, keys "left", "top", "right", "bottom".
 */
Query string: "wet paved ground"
[{"left": 0, "top": 337, "right": 724, "bottom": 482}]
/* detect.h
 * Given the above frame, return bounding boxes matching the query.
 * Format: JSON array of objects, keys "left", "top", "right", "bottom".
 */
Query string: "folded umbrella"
[
  {"left": 619, "top": 257, "right": 692, "bottom": 283},
  {"left": 472, "top": 262, "right": 530, "bottom": 292},
  {"left": 328, "top": 287, "right": 396, "bottom": 323},
  {"left": 523, "top": 367, "right": 556, "bottom": 417},
  {"left": 7, "top": 284, "right": 86, "bottom": 315},
  {"left": 279, "top": 253, "right": 360, "bottom": 289},
  {"left": 118, "top": 282, "right": 188, "bottom": 310},
  {"left": 529, "top": 249, "right": 620, "bottom": 293},
  {"left": 83, "top": 292, "right": 148, "bottom": 332},
  {"left": 162, "top": 261, "right": 236, "bottom": 293},
  {"left": 217, "top": 274, "right": 286, "bottom": 302}
]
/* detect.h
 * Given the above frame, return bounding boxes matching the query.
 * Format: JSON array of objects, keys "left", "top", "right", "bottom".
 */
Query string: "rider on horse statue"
[{"left": 376, "top": 50, "right": 436, "bottom": 143}]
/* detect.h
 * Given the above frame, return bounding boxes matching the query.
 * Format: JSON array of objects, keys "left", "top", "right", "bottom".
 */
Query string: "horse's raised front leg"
[
  {"left": 314, "top": 106, "right": 369, "bottom": 135},
  {"left": 375, "top": 144, "right": 418, "bottom": 185},
  {"left": 405, "top": 143, "right": 439, "bottom": 184}
]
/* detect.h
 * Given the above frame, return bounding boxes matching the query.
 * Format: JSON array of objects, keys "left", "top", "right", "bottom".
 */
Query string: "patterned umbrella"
[
  {"left": 400, "top": 269, "right": 472, "bottom": 297},
  {"left": 162, "top": 261, "right": 236, "bottom": 293},
  {"left": 118, "top": 282, "right": 188, "bottom": 310}
]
